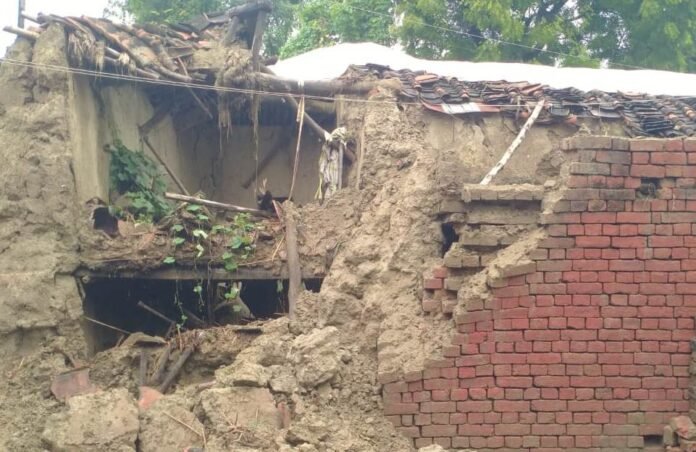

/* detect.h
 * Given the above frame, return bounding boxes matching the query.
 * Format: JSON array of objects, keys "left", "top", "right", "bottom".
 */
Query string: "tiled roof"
[
  {"left": 27, "top": 8, "right": 266, "bottom": 84},
  {"left": 351, "top": 63, "right": 696, "bottom": 137}
]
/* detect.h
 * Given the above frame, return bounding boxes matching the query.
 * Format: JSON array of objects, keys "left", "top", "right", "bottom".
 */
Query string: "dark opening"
[
  {"left": 643, "top": 435, "right": 662, "bottom": 447},
  {"left": 637, "top": 177, "right": 660, "bottom": 198},
  {"left": 80, "top": 276, "right": 323, "bottom": 354},
  {"left": 441, "top": 223, "right": 459, "bottom": 255}
]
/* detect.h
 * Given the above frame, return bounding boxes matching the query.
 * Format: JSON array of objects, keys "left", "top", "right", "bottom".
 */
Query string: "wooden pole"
[
  {"left": 137, "top": 301, "right": 177, "bottom": 328},
  {"left": 288, "top": 96, "right": 305, "bottom": 201},
  {"left": 141, "top": 136, "right": 190, "bottom": 196},
  {"left": 254, "top": 73, "right": 387, "bottom": 97},
  {"left": 260, "top": 65, "right": 330, "bottom": 142},
  {"left": 157, "top": 345, "right": 194, "bottom": 393},
  {"left": 149, "top": 342, "right": 172, "bottom": 386},
  {"left": 250, "top": 10, "right": 268, "bottom": 72},
  {"left": 164, "top": 192, "right": 271, "bottom": 217},
  {"left": 479, "top": 101, "right": 545, "bottom": 185},
  {"left": 3, "top": 25, "right": 38, "bottom": 41},
  {"left": 17, "top": 0, "right": 26, "bottom": 28},
  {"left": 284, "top": 202, "right": 301, "bottom": 320}
]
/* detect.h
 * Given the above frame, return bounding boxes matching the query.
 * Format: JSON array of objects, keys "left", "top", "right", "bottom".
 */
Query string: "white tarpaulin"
[{"left": 270, "top": 42, "right": 696, "bottom": 97}]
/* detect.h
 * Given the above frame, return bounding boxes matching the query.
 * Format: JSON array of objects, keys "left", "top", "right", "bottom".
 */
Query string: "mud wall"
[
  {"left": 177, "top": 121, "right": 322, "bottom": 206},
  {"left": 427, "top": 113, "right": 625, "bottom": 187},
  {"left": 384, "top": 136, "right": 695, "bottom": 451},
  {"left": 0, "top": 28, "right": 84, "bottom": 354}
]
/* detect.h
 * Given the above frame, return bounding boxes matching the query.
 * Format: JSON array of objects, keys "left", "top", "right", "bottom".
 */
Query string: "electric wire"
[
  {"left": 0, "top": 56, "right": 621, "bottom": 110},
  {"left": 345, "top": 4, "right": 650, "bottom": 71}
]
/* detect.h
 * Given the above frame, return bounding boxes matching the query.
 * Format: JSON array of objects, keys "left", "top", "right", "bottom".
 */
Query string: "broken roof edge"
[{"left": 270, "top": 42, "right": 696, "bottom": 97}]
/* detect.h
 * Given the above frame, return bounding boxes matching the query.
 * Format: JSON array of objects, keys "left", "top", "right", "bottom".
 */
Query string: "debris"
[
  {"left": 199, "top": 386, "right": 280, "bottom": 439},
  {"left": 288, "top": 327, "right": 341, "bottom": 388},
  {"left": 671, "top": 416, "right": 696, "bottom": 440},
  {"left": 138, "top": 386, "right": 163, "bottom": 411},
  {"left": 42, "top": 388, "right": 139, "bottom": 451},
  {"left": 50, "top": 368, "right": 98, "bottom": 402},
  {"left": 121, "top": 332, "right": 168, "bottom": 348},
  {"left": 139, "top": 398, "right": 205, "bottom": 452},
  {"left": 216, "top": 361, "right": 270, "bottom": 387}
]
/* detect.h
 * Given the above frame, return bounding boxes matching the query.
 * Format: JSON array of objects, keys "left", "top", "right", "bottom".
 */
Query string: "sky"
[{"left": 1, "top": 0, "right": 109, "bottom": 55}]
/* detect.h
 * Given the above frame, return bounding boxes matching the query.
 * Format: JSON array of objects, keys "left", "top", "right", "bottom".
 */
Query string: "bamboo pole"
[
  {"left": 164, "top": 192, "right": 271, "bottom": 217},
  {"left": 3, "top": 25, "right": 39, "bottom": 41},
  {"left": 479, "top": 101, "right": 546, "bottom": 185},
  {"left": 141, "top": 136, "right": 190, "bottom": 196}
]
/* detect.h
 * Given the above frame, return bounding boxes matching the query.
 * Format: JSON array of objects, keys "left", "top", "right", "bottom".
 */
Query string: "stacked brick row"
[
  {"left": 384, "top": 136, "right": 696, "bottom": 451},
  {"left": 423, "top": 266, "right": 459, "bottom": 314}
]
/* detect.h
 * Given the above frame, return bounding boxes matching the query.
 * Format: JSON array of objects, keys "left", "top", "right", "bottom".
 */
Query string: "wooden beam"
[
  {"left": 142, "top": 137, "right": 191, "bottom": 196},
  {"left": 284, "top": 202, "right": 301, "bottom": 320},
  {"left": 75, "top": 266, "right": 324, "bottom": 281},
  {"left": 164, "top": 192, "right": 270, "bottom": 217},
  {"left": 228, "top": 0, "right": 272, "bottom": 17},
  {"left": 260, "top": 65, "right": 331, "bottom": 142},
  {"left": 250, "top": 10, "right": 268, "bottom": 72},
  {"left": 254, "top": 73, "right": 389, "bottom": 97},
  {"left": 3, "top": 25, "right": 39, "bottom": 41}
]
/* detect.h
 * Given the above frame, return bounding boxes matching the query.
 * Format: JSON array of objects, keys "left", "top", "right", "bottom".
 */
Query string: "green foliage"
[
  {"left": 107, "top": 0, "right": 696, "bottom": 72},
  {"left": 397, "top": 0, "right": 696, "bottom": 71},
  {"left": 109, "top": 140, "right": 172, "bottom": 222},
  {"left": 164, "top": 209, "right": 257, "bottom": 271},
  {"left": 279, "top": 0, "right": 394, "bottom": 58}
]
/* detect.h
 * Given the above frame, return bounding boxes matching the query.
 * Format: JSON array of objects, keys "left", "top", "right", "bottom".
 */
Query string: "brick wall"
[{"left": 383, "top": 136, "right": 696, "bottom": 451}]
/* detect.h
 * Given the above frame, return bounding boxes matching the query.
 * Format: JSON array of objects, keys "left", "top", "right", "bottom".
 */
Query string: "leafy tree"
[
  {"left": 279, "top": 0, "right": 394, "bottom": 58},
  {"left": 106, "top": 0, "right": 696, "bottom": 72},
  {"left": 397, "top": 0, "right": 696, "bottom": 71}
]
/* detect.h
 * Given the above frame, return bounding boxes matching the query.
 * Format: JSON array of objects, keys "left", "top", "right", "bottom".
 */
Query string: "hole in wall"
[
  {"left": 643, "top": 435, "right": 662, "bottom": 447},
  {"left": 637, "top": 177, "right": 660, "bottom": 198},
  {"left": 80, "top": 276, "right": 323, "bottom": 355},
  {"left": 441, "top": 223, "right": 459, "bottom": 256}
]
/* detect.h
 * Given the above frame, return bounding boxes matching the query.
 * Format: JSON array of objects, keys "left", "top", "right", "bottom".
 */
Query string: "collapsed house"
[{"left": 3, "top": 3, "right": 696, "bottom": 451}]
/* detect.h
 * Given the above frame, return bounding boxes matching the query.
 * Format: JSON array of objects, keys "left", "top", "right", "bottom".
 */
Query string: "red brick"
[
  {"left": 384, "top": 402, "right": 419, "bottom": 415},
  {"left": 455, "top": 400, "right": 492, "bottom": 413},
  {"left": 424, "top": 278, "right": 443, "bottom": 290},
  {"left": 421, "top": 425, "right": 456, "bottom": 437}
]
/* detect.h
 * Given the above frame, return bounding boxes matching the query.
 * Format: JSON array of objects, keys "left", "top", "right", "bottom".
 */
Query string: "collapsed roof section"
[
  {"left": 16, "top": 0, "right": 273, "bottom": 84},
  {"left": 348, "top": 63, "right": 696, "bottom": 138}
]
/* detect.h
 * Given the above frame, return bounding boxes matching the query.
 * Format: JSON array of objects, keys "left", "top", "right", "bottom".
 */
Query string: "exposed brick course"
[{"left": 399, "top": 137, "right": 694, "bottom": 451}]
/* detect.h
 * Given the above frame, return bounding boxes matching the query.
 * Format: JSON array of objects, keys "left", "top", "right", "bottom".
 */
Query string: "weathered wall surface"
[
  {"left": 69, "top": 78, "right": 183, "bottom": 203},
  {"left": 0, "top": 28, "right": 88, "bottom": 452},
  {"left": 178, "top": 121, "right": 323, "bottom": 207},
  {"left": 384, "top": 136, "right": 695, "bottom": 451},
  {"left": 427, "top": 113, "right": 625, "bottom": 187},
  {"left": 0, "top": 28, "right": 83, "bottom": 350}
]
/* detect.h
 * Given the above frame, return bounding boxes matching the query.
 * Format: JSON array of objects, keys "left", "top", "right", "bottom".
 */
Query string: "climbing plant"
[
  {"left": 109, "top": 140, "right": 172, "bottom": 222},
  {"left": 164, "top": 206, "right": 257, "bottom": 269}
]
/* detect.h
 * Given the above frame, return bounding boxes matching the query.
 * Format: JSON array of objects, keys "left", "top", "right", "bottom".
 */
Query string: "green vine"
[
  {"left": 164, "top": 206, "right": 257, "bottom": 271},
  {"left": 109, "top": 140, "right": 172, "bottom": 222}
]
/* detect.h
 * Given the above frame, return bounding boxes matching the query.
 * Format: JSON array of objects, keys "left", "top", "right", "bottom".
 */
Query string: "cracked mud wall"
[
  {"left": 0, "top": 27, "right": 89, "bottom": 452},
  {"left": 0, "top": 27, "right": 84, "bottom": 356}
]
